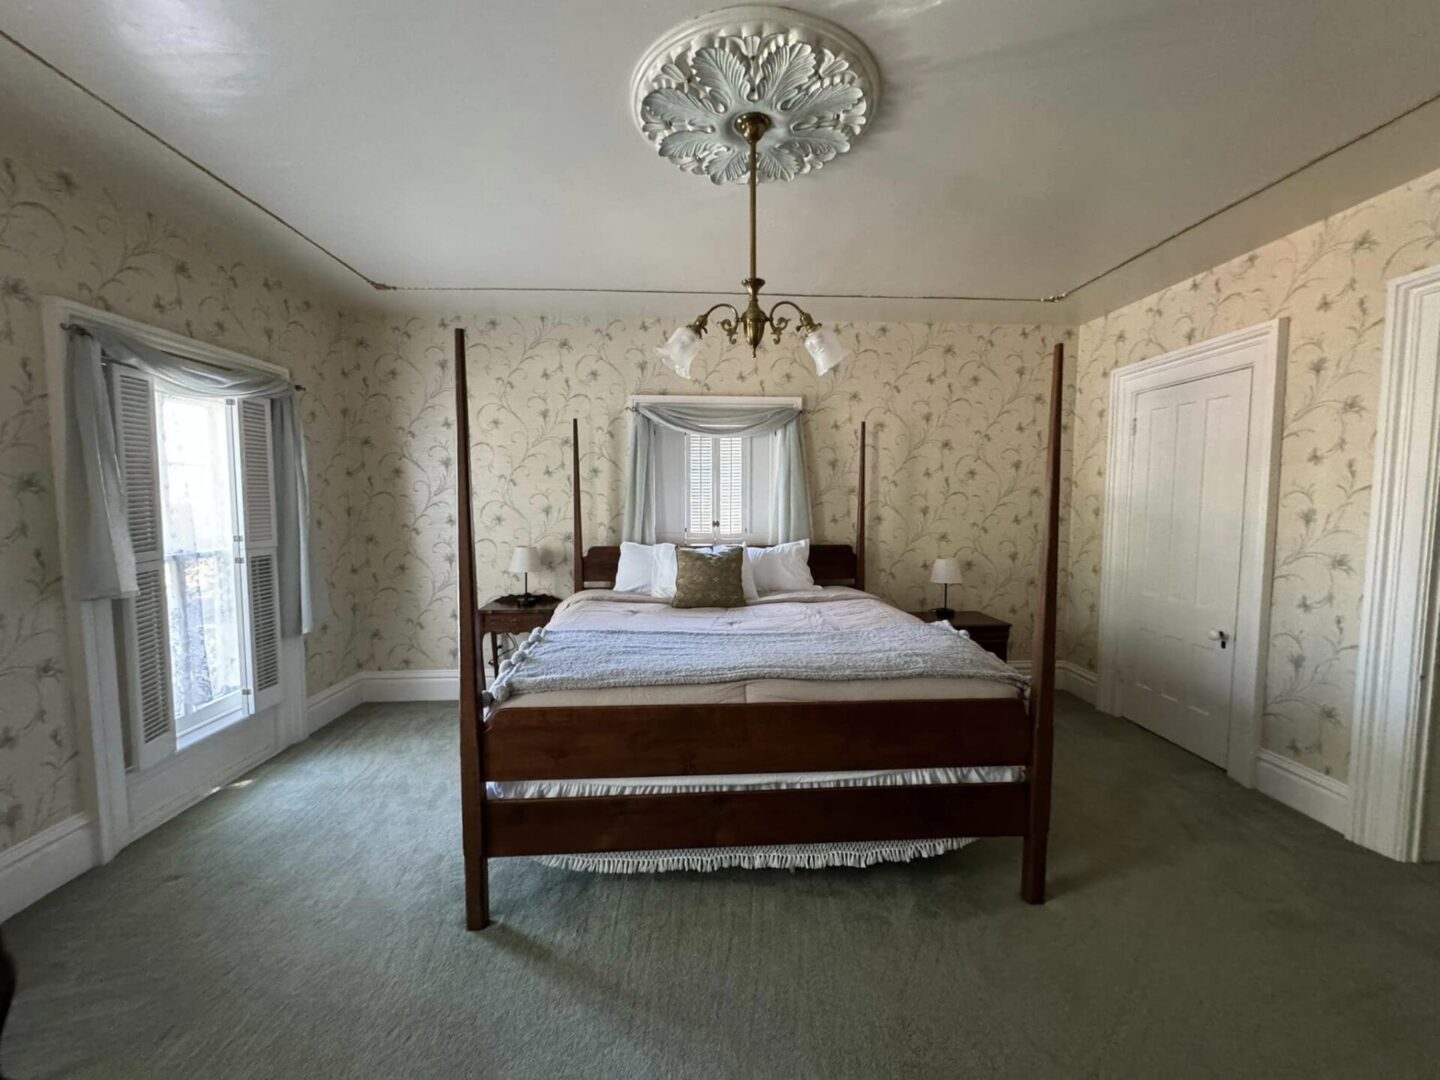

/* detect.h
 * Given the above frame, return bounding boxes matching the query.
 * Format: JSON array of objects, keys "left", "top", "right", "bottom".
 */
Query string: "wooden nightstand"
[
  {"left": 912, "top": 609, "right": 1012, "bottom": 661},
  {"left": 478, "top": 595, "right": 560, "bottom": 682}
]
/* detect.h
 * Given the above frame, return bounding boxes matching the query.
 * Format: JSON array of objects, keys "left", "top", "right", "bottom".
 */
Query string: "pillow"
[
  {"left": 613, "top": 542, "right": 657, "bottom": 594},
  {"left": 746, "top": 539, "right": 817, "bottom": 594},
  {"left": 672, "top": 545, "right": 747, "bottom": 609},
  {"left": 613, "top": 542, "right": 678, "bottom": 596},
  {"left": 739, "top": 547, "right": 759, "bottom": 601}
]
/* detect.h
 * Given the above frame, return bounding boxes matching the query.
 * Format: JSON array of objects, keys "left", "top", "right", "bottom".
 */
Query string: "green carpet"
[{"left": 6, "top": 695, "right": 1440, "bottom": 1078}]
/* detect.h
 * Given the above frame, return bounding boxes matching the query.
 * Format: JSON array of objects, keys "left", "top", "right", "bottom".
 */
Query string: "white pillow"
[
  {"left": 613, "top": 542, "right": 657, "bottom": 594},
  {"left": 747, "top": 539, "right": 817, "bottom": 594},
  {"left": 652, "top": 543, "right": 678, "bottom": 599},
  {"left": 739, "top": 547, "right": 759, "bottom": 601}
]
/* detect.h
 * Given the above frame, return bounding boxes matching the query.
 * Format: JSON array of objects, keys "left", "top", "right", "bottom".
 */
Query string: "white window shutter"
[
  {"left": 687, "top": 434, "right": 713, "bottom": 537},
  {"left": 238, "top": 399, "right": 283, "bottom": 711},
  {"left": 717, "top": 437, "right": 744, "bottom": 537},
  {"left": 112, "top": 368, "right": 175, "bottom": 769}
]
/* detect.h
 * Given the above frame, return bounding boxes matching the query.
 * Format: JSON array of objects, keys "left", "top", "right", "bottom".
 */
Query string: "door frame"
[
  {"left": 1097, "top": 318, "right": 1287, "bottom": 785},
  {"left": 1348, "top": 262, "right": 1440, "bottom": 862}
]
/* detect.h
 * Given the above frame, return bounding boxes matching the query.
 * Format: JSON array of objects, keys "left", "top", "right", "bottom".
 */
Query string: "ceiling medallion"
[{"left": 631, "top": 4, "right": 881, "bottom": 185}]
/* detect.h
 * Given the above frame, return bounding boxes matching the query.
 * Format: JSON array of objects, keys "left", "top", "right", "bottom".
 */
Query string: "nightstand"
[
  {"left": 478, "top": 594, "right": 560, "bottom": 682},
  {"left": 912, "top": 609, "right": 1012, "bottom": 661}
]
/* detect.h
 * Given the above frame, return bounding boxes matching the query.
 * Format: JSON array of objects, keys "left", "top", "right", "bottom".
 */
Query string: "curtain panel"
[
  {"left": 622, "top": 400, "right": 812, "bottom": 544},
  {"left": 63, "top": 323, "right": 318, "bottom": 636}
]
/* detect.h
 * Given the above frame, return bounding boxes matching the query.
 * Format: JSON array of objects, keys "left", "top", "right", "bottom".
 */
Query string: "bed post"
[
  {"left": 1022, "top": 341, "right": 1063, "bottom": 904},
  {"left": 571, "top": 417, "right": 583, "bottom": 594},
  {"left": 454, "top": 327, "right": 490, "bottom": 930},
  {"left": 854, "top": 421, "right": 866, "bottom": 591}
]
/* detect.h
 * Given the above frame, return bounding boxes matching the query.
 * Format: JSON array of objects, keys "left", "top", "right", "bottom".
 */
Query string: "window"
[
  {"left": 112, "top": 366, "right": 283, "bottom": 769},
  {"left": 685, "top": 434, "right": 746, "bottom": 539},
  {"left": 155, "top": 391, "right": 245, "bottom": 739}
]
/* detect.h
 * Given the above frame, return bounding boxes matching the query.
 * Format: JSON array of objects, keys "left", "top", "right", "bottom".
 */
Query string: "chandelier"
[
  {"left": 656, "top": 112, "right": 851, "bottom": 378},
  {"left": 635, "top": 7, "right": 880, "bottom": 379}
]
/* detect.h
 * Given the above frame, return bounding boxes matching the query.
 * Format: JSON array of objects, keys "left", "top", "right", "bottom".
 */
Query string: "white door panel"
[{"left": 1117, "top": 368, "right": 1251, "bottom": 766}]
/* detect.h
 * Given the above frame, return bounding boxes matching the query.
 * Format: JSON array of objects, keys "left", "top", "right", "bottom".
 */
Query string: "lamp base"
[
  {"left": 515, "top": 592, "right": 539, "bottom": 608},
  {"left": 934, "top": 606, "right": 955, "bottom": 621}
]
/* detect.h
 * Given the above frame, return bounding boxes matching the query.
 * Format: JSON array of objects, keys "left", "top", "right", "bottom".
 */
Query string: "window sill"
[{"left": 176, "top": 703, "right": 251, "bottom": 753}]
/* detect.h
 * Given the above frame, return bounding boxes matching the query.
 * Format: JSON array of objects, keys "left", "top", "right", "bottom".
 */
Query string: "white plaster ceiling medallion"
[{"left": 632, "top": 5, "right": 881, "bottom": 184}]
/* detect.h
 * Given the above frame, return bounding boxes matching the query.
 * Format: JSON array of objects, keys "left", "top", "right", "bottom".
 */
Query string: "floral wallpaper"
[
  {"left": 1066, "top": 166, "right": 1440, "bottom": 780},
  {"left": 349, "top": 316, "right": 1073, "bottom": 673},
  {"left": 0, "top": 128, "right": 363, "bottom": 852}
]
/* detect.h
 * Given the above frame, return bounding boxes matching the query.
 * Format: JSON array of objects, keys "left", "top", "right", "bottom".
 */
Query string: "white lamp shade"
[
  {"left": 805, "top": 324, "right": 851, "bottom": 376},
  {"left": 657, "top": 325, "right": 701, "bottom": 378},
  {"left": 930, "top": 557, "right": 963, "bottom": 585},
  {"left": 508, "top": 546, "right": 543, "bottom": 574}
]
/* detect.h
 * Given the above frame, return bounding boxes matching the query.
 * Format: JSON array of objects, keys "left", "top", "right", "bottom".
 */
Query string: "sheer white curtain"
[
  {"left": 623, "top": 400, "right": 811, "bottom": 544},
  {"left": 62, "top": 323, "right": 319, "bottom": 636}
]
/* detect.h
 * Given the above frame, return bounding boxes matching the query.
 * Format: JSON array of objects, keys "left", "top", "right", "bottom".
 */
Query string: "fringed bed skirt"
[{"left": 535, "top": 837, "right": 978, "bottom": 874}]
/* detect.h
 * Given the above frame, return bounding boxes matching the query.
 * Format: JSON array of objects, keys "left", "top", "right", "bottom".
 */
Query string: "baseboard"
[
  {"left": 363, "top": 669, "right": 459, "bottom": 702},
  {"left": 1004, "top": 660, "right": 1098, "bottom": 705},
  {"left": 1254, "top": 749, "right": 1351, "bottom": 833},
  {"left": 307, "top": 671, "right": 367, "bottom": 734},
  {"left": 0, "top": 814, "right": 96, "bottom": 923}
]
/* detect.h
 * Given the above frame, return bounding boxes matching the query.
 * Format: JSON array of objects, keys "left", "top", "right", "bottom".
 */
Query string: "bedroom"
[{"left": 2, "top": 1, "right": 1440, "bottom": 1076}]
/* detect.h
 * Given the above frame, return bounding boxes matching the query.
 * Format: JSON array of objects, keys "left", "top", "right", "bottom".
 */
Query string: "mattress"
[{"left": 486, "top": 588, "right": 1025, "bottom": 870}]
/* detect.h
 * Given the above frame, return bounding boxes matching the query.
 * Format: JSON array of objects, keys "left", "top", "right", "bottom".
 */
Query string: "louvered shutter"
[
  {"left": 238, "top": 398, "right": 283, "bottom": 711},
  {"left": 112, "top": 368, "right": 175, "bottom": 769},
  {"left": 687, "top": 434, "right": 713, "bottom": 537},
  {"left": 717, "top": 437, "right": 744, "bottom": 537}
]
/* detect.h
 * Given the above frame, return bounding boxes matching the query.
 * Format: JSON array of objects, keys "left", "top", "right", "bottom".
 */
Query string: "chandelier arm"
[
  {"left": 692, "top": 302, "right": 741, "bottom": 330},
  {"left": 767, "top": 300, "right": 820, "bottom": 337}
]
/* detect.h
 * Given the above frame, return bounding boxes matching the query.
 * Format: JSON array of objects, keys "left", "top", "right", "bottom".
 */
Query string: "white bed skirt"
[{"left": 534, "top": 837, "right": 979, "bottom": 874}]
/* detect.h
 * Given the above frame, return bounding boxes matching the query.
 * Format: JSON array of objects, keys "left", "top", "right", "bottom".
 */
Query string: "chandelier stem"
[{"left": 747, "top": 118, "right": 758, "bottom": 281}]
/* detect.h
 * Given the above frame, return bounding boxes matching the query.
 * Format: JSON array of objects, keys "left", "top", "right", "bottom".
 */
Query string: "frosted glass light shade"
[
  {"left": 508, "top": 546, "right": 543, "bottom": 574},
  {"left": 657, "top": 325, "right": 701, "bottom": 378},
  {"left": 805, "top": 324, "right": 851, "bottom": 376},
  {"left": 930, "top": 557, "right": 963, "bottom": 585}
]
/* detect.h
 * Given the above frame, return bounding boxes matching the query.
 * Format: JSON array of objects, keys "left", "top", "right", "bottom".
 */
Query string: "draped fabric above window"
[
  {"left": 63, "top": 323, "right": 317, "bottom": 638},
  {"left": 623, "top": 399, "right": 811, "bottom": 544}
]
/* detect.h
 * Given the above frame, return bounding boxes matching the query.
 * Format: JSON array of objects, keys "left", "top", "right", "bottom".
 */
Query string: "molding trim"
[
  {"left": 0, "top": 814, "right": 97, "bottom": 923},
  {"left": 1348, "top": 261, "right": 1440, "bottom": 861},
  {"left": 1097, "top": 319, "right": 1287, "bottom": 786},
  {"left": 307, "top": 671, "right": 367, "bottom": 734},
  {"left": 306, "top": 669, "right": 460, "bottom": 733},
  {"left": 1008, "top": 660, "right": 1097, "bottom": 706},
  {"left": 1255, "top": 750, "right": 1351, "bottom": 834}
]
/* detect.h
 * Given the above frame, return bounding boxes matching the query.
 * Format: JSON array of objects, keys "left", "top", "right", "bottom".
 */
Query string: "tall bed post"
[
  {"left": 854, "top": 420, "right": 866, "bottom": 591},
  {"left": 571, "top": 417, "right": 583, "bottom": 594},
  {"left": 1022, "top": 340, "right": 1064, "bottom": 904},
  {"left": 454, "top": 328, "right": 490, "bottom": 930}
]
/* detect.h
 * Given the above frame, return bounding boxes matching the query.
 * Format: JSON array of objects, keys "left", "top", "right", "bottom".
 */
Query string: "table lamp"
[
  {"left": 508, "top": 546, "right": 543, "bottom": 607},
  {"left": 930, "top": 557, "right": 963, "bottom": 619}
]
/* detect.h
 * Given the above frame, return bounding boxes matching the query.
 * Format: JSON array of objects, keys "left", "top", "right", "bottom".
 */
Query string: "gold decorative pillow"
[{"left": 672, "top": 545, "right": 747, "bottom": 609}]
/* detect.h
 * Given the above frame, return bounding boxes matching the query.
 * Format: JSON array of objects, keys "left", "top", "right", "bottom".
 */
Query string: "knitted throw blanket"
[{"left": 483, "top": 621, "right": 1028, "bottom": 708}]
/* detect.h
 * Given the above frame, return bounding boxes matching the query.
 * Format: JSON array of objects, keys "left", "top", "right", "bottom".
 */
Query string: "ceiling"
[{"left": 3, "top": 0, "right": 1440, "bottom": 321}]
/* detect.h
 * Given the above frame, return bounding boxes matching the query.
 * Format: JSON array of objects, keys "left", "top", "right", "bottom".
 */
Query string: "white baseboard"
[
  {"left": 306, "top": 669, "right": 458, "bottom": 733},
  {"left": 1004, "top": 659, "right": 1098, "bottom": 705},
  {"left": 306, "top": 670, "right": 367, "bottom": 734},
  {"left": 0, "top": 814, "right": 96, "bottom": 923},
  {"left": 363, "top": 669, "right": 459, "bottom": 702},
  {"left": 1254, "top": 749, "right": 1351, "bottom": 833}
]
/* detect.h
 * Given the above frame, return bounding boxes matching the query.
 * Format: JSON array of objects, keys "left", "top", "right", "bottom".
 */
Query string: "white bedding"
[{"left": 487, "top": 586, "right": 1024, "bottom": 872}]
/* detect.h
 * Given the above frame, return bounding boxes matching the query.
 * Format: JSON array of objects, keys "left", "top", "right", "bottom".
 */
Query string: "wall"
[
  {"left": 1066, "top": 166, "right": 1440, "bottom": 780},
  {"left": 0, "top": 124, "right": 362, "bottom": 852},
  {"left": 350, "top": 315, "right": 1073, "bottom": 671}
]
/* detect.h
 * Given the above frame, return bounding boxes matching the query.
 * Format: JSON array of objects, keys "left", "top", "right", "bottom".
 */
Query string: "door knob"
[{"left": 1208, "top": 629, "right": 1229, "bottom": 649}]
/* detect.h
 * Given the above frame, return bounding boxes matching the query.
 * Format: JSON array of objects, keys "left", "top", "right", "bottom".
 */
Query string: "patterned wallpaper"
[
  {"left": 0, "top": 133, "right": 363, "bottom": 851},
  {"left": 349, "top": 316, "right": 1073, "bottom": 673},
  {"left": 1066, "top": 166, "right": 1440, "bottom": 780}
]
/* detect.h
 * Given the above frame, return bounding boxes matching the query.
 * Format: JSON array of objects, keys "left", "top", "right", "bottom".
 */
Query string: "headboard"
[{"left": 569, "top": 417, "right": 867, "bottom": 592}]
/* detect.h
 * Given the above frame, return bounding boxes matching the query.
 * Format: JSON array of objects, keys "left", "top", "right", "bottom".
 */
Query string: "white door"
[{"left": 1115, "top": 368, "right": 1253, "bottom": 765}]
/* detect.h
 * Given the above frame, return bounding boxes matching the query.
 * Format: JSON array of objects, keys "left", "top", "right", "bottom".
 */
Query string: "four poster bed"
[{"left": 453, "top": 330, "right": 1064, "bottom": 930}]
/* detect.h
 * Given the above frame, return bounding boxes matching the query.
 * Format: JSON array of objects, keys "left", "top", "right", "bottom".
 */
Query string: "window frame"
[{"left": 42, "top": 296, "right": 306, "bottom": 862}]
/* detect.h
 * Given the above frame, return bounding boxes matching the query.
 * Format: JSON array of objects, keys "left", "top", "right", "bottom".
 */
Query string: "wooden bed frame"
[{"left": 454, "top": 330, "right": 1063, "bottom": 930}]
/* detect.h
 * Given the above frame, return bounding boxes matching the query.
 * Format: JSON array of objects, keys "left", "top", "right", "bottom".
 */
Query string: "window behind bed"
[{"left": 654, "top": 428, "right": 773, "bottom": 544}]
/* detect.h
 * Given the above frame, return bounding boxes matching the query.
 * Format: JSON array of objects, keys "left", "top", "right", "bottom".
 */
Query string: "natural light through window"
[
  {"left": 686, "top": 434, "right": 745, "bottom": 540},
  {"left": 155, "top": 391, "right": 245, "bottom": 738}
]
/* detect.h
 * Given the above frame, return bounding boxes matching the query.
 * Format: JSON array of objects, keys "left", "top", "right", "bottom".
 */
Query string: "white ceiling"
[{"left": 3, "top": 0, "right": 1440, "bottom": 321}]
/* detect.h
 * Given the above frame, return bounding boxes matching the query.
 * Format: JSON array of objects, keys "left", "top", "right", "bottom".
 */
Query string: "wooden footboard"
[{"left": 451, "top": 329, "right": 1065, "bottom": 930}]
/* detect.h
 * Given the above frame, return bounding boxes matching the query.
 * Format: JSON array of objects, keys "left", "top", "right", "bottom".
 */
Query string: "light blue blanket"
[{"left": 484, "top": 622, "right": 1028, "bottom": 707}]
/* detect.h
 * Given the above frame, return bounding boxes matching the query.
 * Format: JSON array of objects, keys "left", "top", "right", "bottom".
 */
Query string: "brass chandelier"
[{"left": 656, "top": 112, "right": 851, "bottom": 379}]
